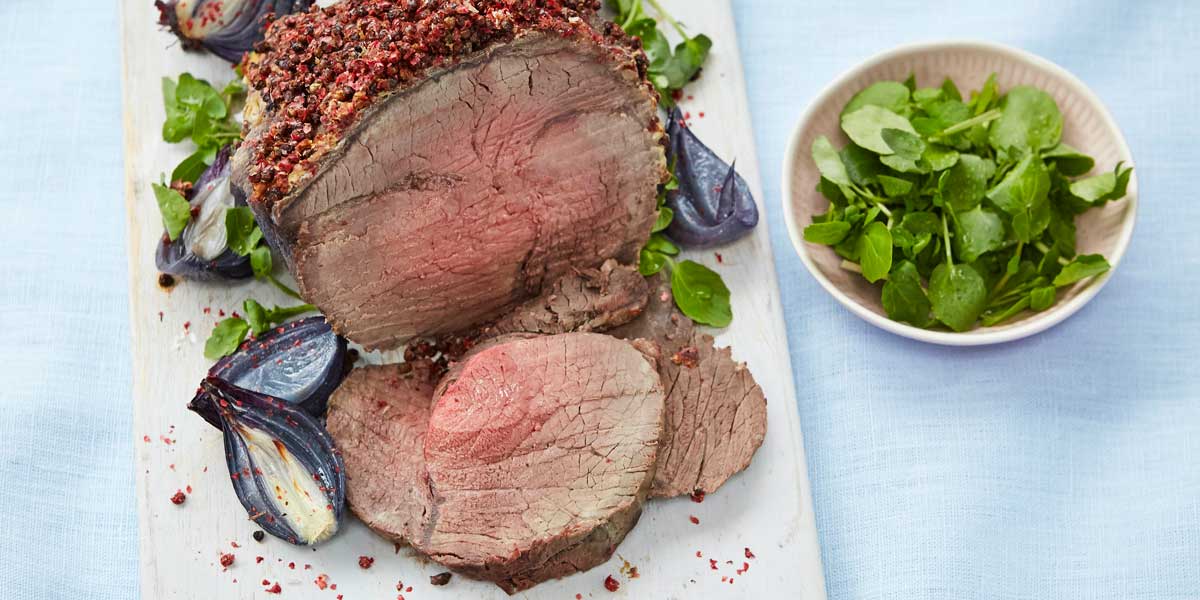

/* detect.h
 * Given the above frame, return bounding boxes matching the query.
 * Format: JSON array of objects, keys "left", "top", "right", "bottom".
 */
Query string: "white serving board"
[{"left": 121, "top": 1, "right": 826, "bottom": 598}]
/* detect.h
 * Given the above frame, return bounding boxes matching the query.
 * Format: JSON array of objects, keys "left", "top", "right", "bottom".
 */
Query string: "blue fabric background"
[{"left": 1, "top": 1, "right": 1196, "bottom": 598}]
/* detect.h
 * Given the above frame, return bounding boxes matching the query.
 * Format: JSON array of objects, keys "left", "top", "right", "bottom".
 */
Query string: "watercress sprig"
[
  {"left": 607, "top": 0, "right": 711, "bottom": 107},
  {"left": 161, "top": 72, "right": 245, "bottom": 184}
]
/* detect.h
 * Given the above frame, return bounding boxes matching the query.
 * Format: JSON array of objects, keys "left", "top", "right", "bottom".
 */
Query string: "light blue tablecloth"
[{"left": 2, "top": 1, "right": 1197, "bottom": 598}]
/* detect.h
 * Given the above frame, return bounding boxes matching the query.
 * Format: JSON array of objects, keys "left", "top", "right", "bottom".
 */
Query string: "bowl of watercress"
[{"left": 782, "top": 40, "right": 1136, "bottom": 345}]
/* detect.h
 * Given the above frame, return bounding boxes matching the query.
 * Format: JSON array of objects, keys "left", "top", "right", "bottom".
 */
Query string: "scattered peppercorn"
[
  {"left": 429, "top": 572, "right": 452, "bottom": 586},
  {"left": 690, "top": 490, "right": 706, "bottom": 503},
  {"left": 253, "top": 530, "right": 266, "bottom": 542},
  {"left": 158, "top": 273, "right": 176, "bottom": 289},
  {"left": 744, "top": 547, "right": 756, "bottom": 559},
  {"left": 358, "top": 555, "right": 374, "bottom": 569},
  {"left": 219, "top": 553, "right": 235, "bottom": 568},
  {"left": 688, "top": 515, "right": 700, "bottom": 525},
  {"left": 603, "top": 575, "right": 620, "bottom": 592},
  {"left": 170, "top": 490, "right": 187, "bottom": 505}
]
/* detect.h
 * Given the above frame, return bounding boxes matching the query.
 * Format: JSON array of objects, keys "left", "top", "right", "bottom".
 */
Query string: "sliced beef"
[
  {"left": 416, "top": 333, "right": 664, "bottom": 593},
  {"left": 232, "top": 1, "right": 666, "bottom": 350},
  {"left": 483, "top": 259, "right": 650, "bottom": 337},
  {"left": 611, "top": 277, "right": 768, "bottom": 498},
  {"left": 325, "top": 362, "right": 437, "bottom": 546}
]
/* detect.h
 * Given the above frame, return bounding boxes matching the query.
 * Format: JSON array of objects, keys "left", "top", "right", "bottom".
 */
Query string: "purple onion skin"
[
  {"left": 193, "top": 377, "right": 346, "bottom": 545},
  {"left": 664, "top": 108, "right": 760, "bottom": 248},
  {"left": 190, "top": 317, "right": 348, "bottom": 429},
  {"left": 156, "top": 145, "right": 254, "bottom": 280},
  {"left": 155, "top": 0, "right": 315, "bottom": 63}
]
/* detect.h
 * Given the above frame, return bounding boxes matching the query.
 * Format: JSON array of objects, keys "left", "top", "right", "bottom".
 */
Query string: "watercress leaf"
[
  {"left": 817, "top": 177, "right": 849, "bottom": 204},
  {"left": 882, "top": 128, "right": 926, "bottom": 160},
  {"left": 926, "top": 99, "right": 972, "bottom": 130},
  {"left": 970, "top": 73, "right": 999, "bottom": 115},
  {"left": 988, "top": 85, "right": 1063, "bottom": 154},
  {"left": 882, "top": 260, "right": 932, "bottom": 326},
  {"left": 899, "top": 211, "right": 942, "bottom": 236},
  {"left": 1038, "top": 245, "right": 1063, "bottom": 278},
  {"left": 841, "top": 81, "right": 910, "bottom": 118},
  {"left": 938, "top": 154, "right": 992, "bottom": 212},
  {"left": 1029, "top": 286, "right": 1057, "bottom": 311},
  {"left": 1047, "top": 205, "right": 1077, "bottom": 256},
  {"left": 804, "top": 221, "right": 852, "bottom": 245},
  {"left": 205, "top": 317, "right": 250, "bottom": 360},
  {"left": 152, "top": 183, "right": 191, "bottom": 242},
  {"left": 880, "top": 153, "right": 928, "bottom": 174},
  {"left": 225, "top": 207, "right": 263, "bottom": 256},
  {"left": 912, "top": 87, "right": 943, "bottom": 107},
  {"left": 987, "top": 153, "right": 1051, "bottom": 241},
  {"left": 922, "top": 144, "right": 960, "bottom": 172},
  {"left": 1053, "top": 254, "right": 1111, "bottom": 286},
  {"left": 902, "top": 73, "right": 917, "bottom": 92},
  {"left": 941, "top": 77, "right": 962, "bottom": 102},
  {"left": 671, "top": 260, "right": 732, "bottom": 327},
  {"left": 857, "top": 221, "right": 893, "bottom": 283},
  {"left": 1043, "top": 143, "right": 1095, "bottom": 177},
  {"left": 171, "top": 145, "right": 217, "bottom": 184},
  {"left": 250, "top": 245, "right": 273, "bottom": 279},
  {"left": 811, "top": 136, "right": 852, "bottom": 186},
  {"left": 954, "top": 205, "right": 1006, "bottom": 263},
  {"left": 265, "top": 303, "right": 317, "bottom": 324},
  {"left": 1069, "top": 162, "right": 1133, "bottom": 206},
  {"left": 929, "top": 262, "right": 988, "bottom": 332},
  {"left": 841, "top": 105, "right": 918, "bottom": 155},
  {"left": 645, "top": 232, "right": 679, "bottom": 256},
  {"left": 878, "top": 174, "right": 913, "bottom": 196},
  {"left": 162, "top": 105, "right": 195, "bottom": 143},
  {"left": 639, "top": 248, "right": 668, "bottom": 276},
  {"left": 243, "top": 299, "right": 270, "bottom": 336},
  {"left": 839, "top": 144, "right": 884, "bottom": 186},
  {"left": 652, "top": 207, "right": 674, "bottom": 232}
]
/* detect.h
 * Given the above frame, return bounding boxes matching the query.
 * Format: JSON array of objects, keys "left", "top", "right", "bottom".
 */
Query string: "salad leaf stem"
[
  {"left": 941, "top": 210, "right": 954, "bottom": 268},
  {"left": 645, "top": 0, "right": 687, "bottom": 38},
  {"left": 931, "top": 109, "right": 1003, "bottom": 140}
]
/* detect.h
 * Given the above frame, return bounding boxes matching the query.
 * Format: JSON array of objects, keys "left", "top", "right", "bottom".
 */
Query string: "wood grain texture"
[{"left": 120, "top": 1, "right": 827, "bottom": 597}]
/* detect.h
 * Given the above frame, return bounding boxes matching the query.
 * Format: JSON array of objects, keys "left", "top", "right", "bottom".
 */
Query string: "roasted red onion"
[
  {"left": 156, "top": 146, "right": 254, "bottom": 280},
  {"left": 664, "top": 108, "right": 759, "bottom": 248},
  {"left": 155, "top": 0, "right": 315, "bottom": 63},
  {"left": 193, "top": 377, "right": 346, "bottom": 545},
  {"left": 191, "top": 317, "right": 348, "bottom": 426}
]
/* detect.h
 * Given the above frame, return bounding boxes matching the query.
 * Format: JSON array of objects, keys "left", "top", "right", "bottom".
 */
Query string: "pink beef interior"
[
  {"left": 287, "top": 32, "right": 664, "bottom": 350},
  {"left": 416, "top": 333, "right": 665, "bottom": 591}
]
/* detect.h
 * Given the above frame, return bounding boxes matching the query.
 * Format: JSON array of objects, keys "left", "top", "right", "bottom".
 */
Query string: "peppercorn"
[
  {"left": 219, "top": 553, "right": 235, "bottom": 567},
  {"left": 253, "top": 530, "right": 266, "bottom": 542},
  {"left": 158, "top": 273, "right": 176, "bottom": 289},
  {"left": 170, "top": 490, "right": 187, "bottom": 505},
  {"left": 429, "top": 572, "right": 452, "bottom": 586}
]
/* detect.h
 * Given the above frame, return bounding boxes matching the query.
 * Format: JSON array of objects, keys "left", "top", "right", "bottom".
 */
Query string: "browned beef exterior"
[
  {"left": 325, "top": 362, "right": 437, "bottom": 546},
  {"left": 232, "top": 2, "right": 665, "bottom": 351},
  {"left": 418, "top": 333, "right": 663, "bottom": 593},
  {"left": 482, "top": 259, "right": 649, "bottom": 336},
  {"left": 611, "top": 277, "right": 768, "bottom": 498}
]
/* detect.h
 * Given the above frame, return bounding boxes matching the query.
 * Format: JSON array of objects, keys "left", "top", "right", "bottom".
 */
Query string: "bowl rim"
[{"left": 781, "top": 39, "right": 1138, "bottom": 346}]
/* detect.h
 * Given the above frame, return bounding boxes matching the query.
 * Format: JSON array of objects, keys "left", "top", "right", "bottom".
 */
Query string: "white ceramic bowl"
[{"left": 782, "top": 40, "right": 1137, "bottom": 346}]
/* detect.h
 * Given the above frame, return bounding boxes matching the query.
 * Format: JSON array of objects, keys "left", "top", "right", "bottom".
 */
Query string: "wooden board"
[{"left": 120, "top": 1, "right": 827, "bottom": 598}]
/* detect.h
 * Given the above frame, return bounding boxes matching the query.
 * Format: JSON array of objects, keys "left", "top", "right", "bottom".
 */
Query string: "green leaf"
[
  {"left": 922, "top": 144, "right": 960, "bottom": 172},
  {"left": 204, "top": 317, "right": 250, "bottom": 360},
  {"left": 841, "top": 81, "right": 910, "bottom": 117},
  {"left": 1043, "top": 143, "right": 1095, "bottom": 177},
  {"left": 987, "top": 153, "right": 1051, "bottom": 242},
  {"left": 929, "top": 263, "right": 988, "bottom": 332},
  {"left": 1069, "top": 162, "right": 1133, "bottom": 206},
  {"left": 652, "top": 207, "right": 674, "bottom": 232},
  {"left": 803, "top": 221, "right": 852, "bottom": 245},
  {"left": 941, "top": 77, "right": 962, "bottom": 102},
  {"left": 811, "top": 136, "right": 852, "bottom": 186},
  {"left": 881, "top": 128, "right": 926, "bottom": 160},
  {"left": 1053, "top": 254, "right": 1111, "bottom": 286},
  {"left": 645, "top": 232, "right": 679, "bottom": 256},
  {"left": 970, "top": 73, "right": 999, "bottom": 115},
  {"left": 1029, "top": 286, "right": 1057, "bottom": 311},
  {"left": 839, "top": 144, "right": 884, "bottom": 186},
  {"left": 243, "top": 299, "right": 271, "bottom": 336},
  {"left": 882, "top": 260, "right": 932, "bottom": 326},
  {"left": 671, "top": 260, "right": 732, "bottom": 327},
  {"left": 250, "top": 245, "right": 273, "bottom": 279},
  {"left": 840, "top": 105, "right": 918, "bottom": 155},
  {"left": 877, "top": 174, "right": 912, "bottom": 196},
  {"left": 639, "top": 248, "right": 668, "bottom": 276},
  {"left": 899, "top": 211, "right": 942, "bottom": 236},
  {"left": 857, "top": 221, "right": 893, "bottom": 283},
  {"left": 152, "top": 183, "right": 191, "bottom": 242},
  {"left": 988, "top": 85, "right": 1063, "bottom": 153},
  {"left": 225, "top": 207, "right": 263, "bottom": 256},
  {"left": 171, "top": 146, "right": 216, "bottom": 184},
  {"left": 937, "top": 154, "right": 993, "bottom": 212},
  {"left": 954, "top": 206, "right": 1006, "bottom": 263},
  {"left": 981, "top": 296, "right": 1031, "bottom": 327}
]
